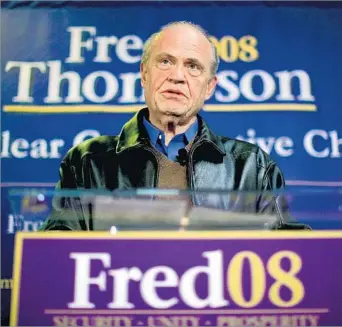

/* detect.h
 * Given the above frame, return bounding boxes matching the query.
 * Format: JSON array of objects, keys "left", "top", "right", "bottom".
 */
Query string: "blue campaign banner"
[
  {"left": 1, "top": 1, "right": 342, "bottom": 325},
  {"left": 2, "top": 2, "right": 342, "bottom": 184}
]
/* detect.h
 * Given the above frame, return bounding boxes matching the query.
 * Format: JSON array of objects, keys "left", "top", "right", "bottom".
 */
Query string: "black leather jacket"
[{"left": 41, "top": 108, "right": 296, "bottom": 231}]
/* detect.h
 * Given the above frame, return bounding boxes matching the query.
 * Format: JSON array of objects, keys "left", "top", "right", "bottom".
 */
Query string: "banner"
[
  {"left": 2, "top": 2, "right": 342, "bottom": 183},
  {"left": 1, "top": 2, "right": 342, "bottom": 325},
  {"left": 10, "top": 231, "right": 342, "bottom": 326}
]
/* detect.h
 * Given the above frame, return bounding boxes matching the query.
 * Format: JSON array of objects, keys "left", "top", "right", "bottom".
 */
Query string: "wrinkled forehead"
[{"left": 151, "top": 25, "right": 213, "bottom": 64}]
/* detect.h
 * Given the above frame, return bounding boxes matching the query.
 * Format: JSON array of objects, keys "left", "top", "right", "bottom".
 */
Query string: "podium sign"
[{"left": 11, "top": 231, "right": 342, "bottom": 326}]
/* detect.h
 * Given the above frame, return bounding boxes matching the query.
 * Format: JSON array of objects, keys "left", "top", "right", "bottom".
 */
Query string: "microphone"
[{"left": 177, "top": 148, "right": 188, "bottom": 166}]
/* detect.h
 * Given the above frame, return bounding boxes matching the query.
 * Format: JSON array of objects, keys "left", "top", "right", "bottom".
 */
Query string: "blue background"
[{"left": 1, "top": 1, "right": 342, "bottom": 325}]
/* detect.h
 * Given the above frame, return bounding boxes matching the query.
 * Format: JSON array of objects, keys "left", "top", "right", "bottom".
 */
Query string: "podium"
[{"left": 5, "top": 188, "right": 342, "bottom": 326}]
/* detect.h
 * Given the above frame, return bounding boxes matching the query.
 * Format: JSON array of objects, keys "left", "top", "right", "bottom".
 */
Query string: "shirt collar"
[{"left": 143, "top": 116, "right": 198, "bottom": 147}]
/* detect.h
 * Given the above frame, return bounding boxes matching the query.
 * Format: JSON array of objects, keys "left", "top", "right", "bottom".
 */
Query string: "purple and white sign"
[{"left": 11, "top": 231, "right": 342, "bottom": 326}]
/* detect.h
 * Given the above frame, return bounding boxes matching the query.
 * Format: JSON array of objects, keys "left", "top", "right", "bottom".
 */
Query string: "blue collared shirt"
[{"left": 143, "top": 117, "right": 198, "bottom": 161}]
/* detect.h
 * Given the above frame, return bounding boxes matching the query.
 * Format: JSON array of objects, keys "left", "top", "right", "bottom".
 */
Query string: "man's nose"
[{"left": 168, "top": 64, "right": 186, "bottom": 83}]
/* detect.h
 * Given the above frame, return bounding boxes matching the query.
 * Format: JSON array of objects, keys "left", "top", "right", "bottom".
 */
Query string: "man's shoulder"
[
  {"left": 64, "top": 135, "right": 119, "bottom": 163},
  {"left": 219, "top": 136, "right": 260, "bottom": 154},
  {"left": 219, "top": 136, "right": 274, "bottom": 167}
]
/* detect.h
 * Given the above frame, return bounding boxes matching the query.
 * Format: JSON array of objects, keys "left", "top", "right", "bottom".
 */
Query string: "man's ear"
[
  {"left": 140, "top": 62, "right": 147, "bottom": 88},
  {"left": 205, "top": 75, "right": 218, "bottom": 100}
]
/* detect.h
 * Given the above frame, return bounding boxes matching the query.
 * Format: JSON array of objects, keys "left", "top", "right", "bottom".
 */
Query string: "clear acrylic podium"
[{"left": 7, "top": 187, "right": 342, "bottom": 232}]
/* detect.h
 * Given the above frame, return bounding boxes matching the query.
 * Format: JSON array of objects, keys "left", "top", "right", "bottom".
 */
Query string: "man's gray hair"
[{"left": 141, "top": 21, "right": 220, "bottom": 77}]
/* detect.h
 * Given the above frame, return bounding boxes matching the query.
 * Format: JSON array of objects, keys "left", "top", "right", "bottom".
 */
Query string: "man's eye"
[
  {"left": 187, "top": 63, "right": 202, "bottom": 76},
  {"left": 189, "top": 63, "right": 199, "bottom": 70},
  {"left": 157, "top": 59, "right": 171, "bottom": 70}
]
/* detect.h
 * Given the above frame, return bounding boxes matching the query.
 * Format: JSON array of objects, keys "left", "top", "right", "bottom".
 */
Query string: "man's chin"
[{"left": 161, "top": 105, "right": 188, "bottom": 117}]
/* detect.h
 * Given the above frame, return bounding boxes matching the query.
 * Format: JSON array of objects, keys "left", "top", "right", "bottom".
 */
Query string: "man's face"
[{"left": 141, "top": 25, "right": 217, "bottom": 128}]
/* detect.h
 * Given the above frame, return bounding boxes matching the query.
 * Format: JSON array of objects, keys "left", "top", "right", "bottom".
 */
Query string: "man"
[{"left": 41, "top": 21, "right": 303, "bottom": 231}]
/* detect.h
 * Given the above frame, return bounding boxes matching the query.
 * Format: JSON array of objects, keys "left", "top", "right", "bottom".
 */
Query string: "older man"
[{"left": 41, "top": 21, "right": 300, "bottom": 231}]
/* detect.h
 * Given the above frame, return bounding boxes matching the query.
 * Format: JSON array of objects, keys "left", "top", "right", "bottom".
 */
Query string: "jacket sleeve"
[
  {"left": 39, "top": 157, "right": 89, "bottom": 231},
  {"left": 258, "top": 161, "right": 311, "bottom": 230}
]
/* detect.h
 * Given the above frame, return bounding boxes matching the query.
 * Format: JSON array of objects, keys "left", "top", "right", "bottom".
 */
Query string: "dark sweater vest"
[{"left": 155, "top": 142, "right": 192, "bottom": 189}]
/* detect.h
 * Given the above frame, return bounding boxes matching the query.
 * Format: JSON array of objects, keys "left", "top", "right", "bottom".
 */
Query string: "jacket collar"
[{"left": 116, "top": 108, "right": 226, "bottom": 155}]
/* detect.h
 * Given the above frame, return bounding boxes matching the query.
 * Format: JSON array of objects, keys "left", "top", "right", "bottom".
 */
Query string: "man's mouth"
[{"left": 162, "top": 89, "right": 186, "bottom": 97}]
